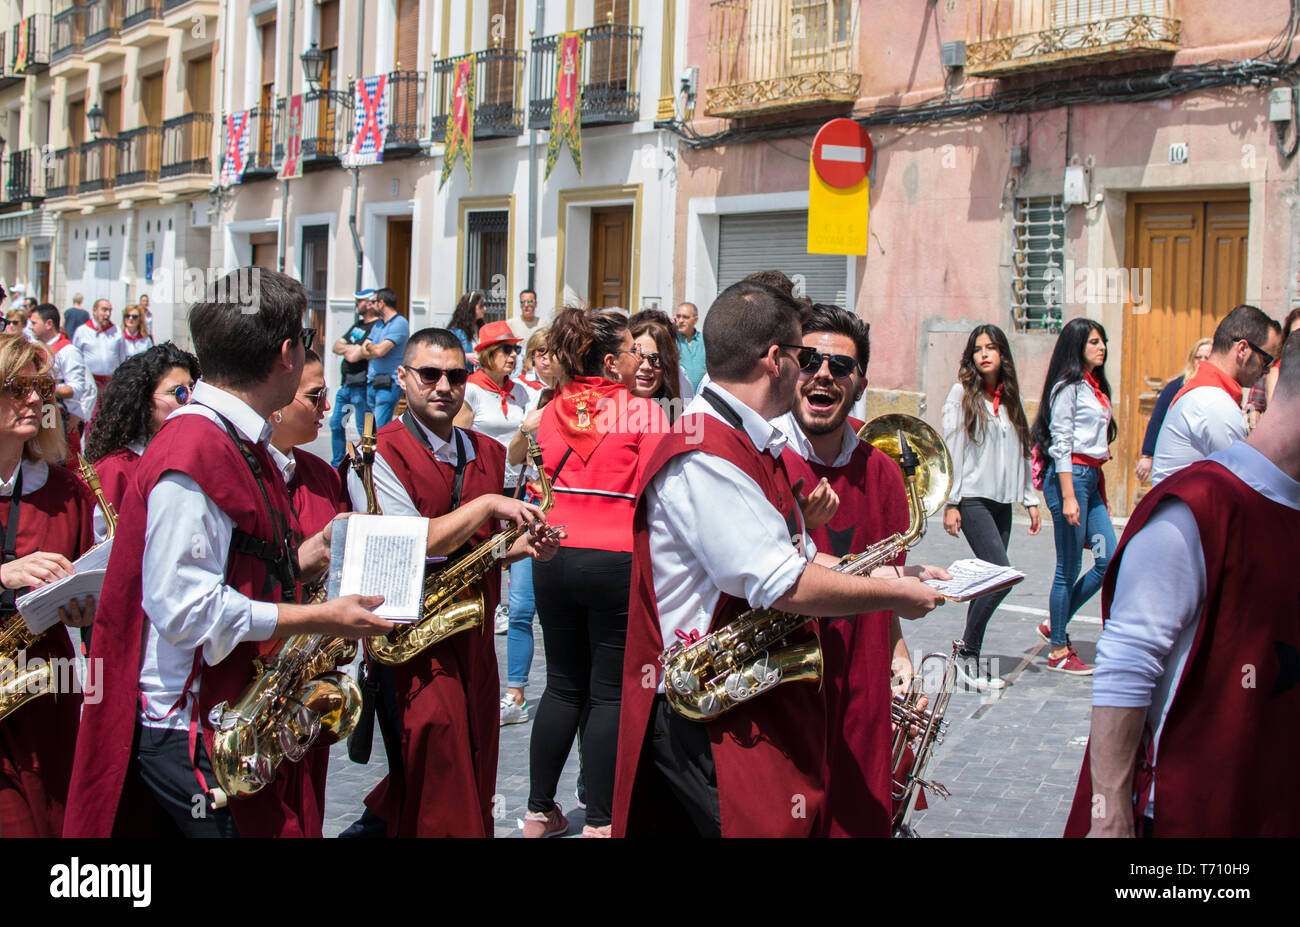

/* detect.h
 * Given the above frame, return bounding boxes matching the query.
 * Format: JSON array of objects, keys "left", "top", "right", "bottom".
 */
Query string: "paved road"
[{"left": 320, "top": 510, "right": 1107, "bottom": 838}]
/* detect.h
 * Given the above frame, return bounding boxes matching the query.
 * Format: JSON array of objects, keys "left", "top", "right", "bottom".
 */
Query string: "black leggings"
[
  {"left": 527, "top": 547, "right": 632, "bottom": 827},
  {"left": 957, "top": 497, "right": 1014, "bottom": 657}
]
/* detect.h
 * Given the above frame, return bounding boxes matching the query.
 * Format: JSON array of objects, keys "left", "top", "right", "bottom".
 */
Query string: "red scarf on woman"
[
  {"left": 1083, "top": 371, "right": 1110, "bottom": 413},
  {"left": 467, "top": 369, "right": 516, "bottom": 417},
  {"left": 550, "top": 376, "right": 628, "bottom": 462},
  {"left": 983, "top": 382, "right": 1003, "bottom": 417}
]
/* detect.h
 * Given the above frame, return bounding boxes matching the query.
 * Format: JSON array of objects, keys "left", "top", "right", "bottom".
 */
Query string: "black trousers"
[
  {"left": 134, "top": 723, "right": 239, "bottom": 838},
  {"left": 528, "top": 548, "right": 630, "bottom": 827},
  {"left": 636, "top": 696, "right": 722, "bottom": 838},
  {"left": 957, "top": 497, "right": 1014, "bottom": 657}
]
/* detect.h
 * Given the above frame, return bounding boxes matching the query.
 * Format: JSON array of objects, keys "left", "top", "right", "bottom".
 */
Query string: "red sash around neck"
[
  {"left": 1083, "top": 371, "right": 1111, "bottom": 413},
  {"left": 984, "top": 382, "right": 1003, "bottom": 417},
  {"left": 467, "top": 369, "right": 516, "bottom": 418},
  {"left": 549, "top": 375, "right": 628, "bottom": 462},
  {"left": 1171, "top": 360, "right": 1243, "bottom": 409}
]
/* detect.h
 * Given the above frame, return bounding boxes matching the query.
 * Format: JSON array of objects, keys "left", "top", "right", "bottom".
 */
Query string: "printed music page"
[
  {"left": 331, "top": 515, "right": 429, "bottom": 623},
  {"left": 16, "top": 538, "right": 113, "bottom": 635},
  {"left": 924, "top": 558, "right": 1026, "bottom": 602}
]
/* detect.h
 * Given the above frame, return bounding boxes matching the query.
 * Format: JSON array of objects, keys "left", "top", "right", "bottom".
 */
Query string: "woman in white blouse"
[
  {"left": 1029, "top": 318, "right": 1118, "bottom": 676},
  {"left": 121, "top": 304, "right": 154, "bottom": 358},
  {"left": 942, "top": 325, "right": 1040, "bottom": 690}
]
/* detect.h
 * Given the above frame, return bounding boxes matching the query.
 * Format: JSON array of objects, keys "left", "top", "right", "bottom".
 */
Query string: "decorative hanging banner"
[
  {"left": 439, "top": 56, "right": 475, "bottom": 190},
  {"left": 545, "top": 33, "right": 583, "bottom": 179},
  {"left": 344, "top": 74, "right": 389, "bottom": 168},
  {"left": 219, "top": 110, "right": 252, "bottom": 188},
  {"left": 279, "top": 94, "right": 304, "bottom": 180},
  {"left": 13, "top": 20, "right": 28, "bottom": 73}
]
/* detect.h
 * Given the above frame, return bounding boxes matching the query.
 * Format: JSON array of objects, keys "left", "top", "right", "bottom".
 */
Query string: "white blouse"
[
  {"left": 463, "top": 379, "right": 531, "bottom": 488},
  {"left": 941, "top": 383, "right": 1039, "bottom": 508},
  {"left": 1047, "top": 379, "right": 1112, "bottom": 466}
]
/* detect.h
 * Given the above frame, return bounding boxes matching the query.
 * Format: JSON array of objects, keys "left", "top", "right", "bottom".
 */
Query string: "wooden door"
[
  {"left": 386, "top": 217, "right": 413, "bottom": 317},
  {"left": 259, "top": 21, "right": 277, "bottom": 166},
  {"left": 142, "top": 73, "right": 163, "bottom": 127},
  {"left": 486, "top": 0, "right": 518, "bottom": 109},
  {"left": 104, "top": 87, "right": 123, "bottom": 136},
  {"left": 589, "top": 206, "right": 632, "bottom": 308},
  {"left": 250, "top": 231, "right": 279, "bottom": 270},
  {"left": 1119, "top": 194, "right": 1248, "bottom": 513},
  {"left": 395, "top": 0, "right": 419, "bottom": 69},
  {"left": 69, "top": 99, "right": 86, "bottom": 146}
]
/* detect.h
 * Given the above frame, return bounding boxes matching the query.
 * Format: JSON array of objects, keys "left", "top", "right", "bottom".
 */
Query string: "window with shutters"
[
  {"left": 319, "top": 0, "right": 339, "bottom": 90},
  {"left": 465, "top": 211, "right": 510, "bottom": 324},
  {"left": 302, "top": 225, "right": 329, "bottom": 336},
  {"left": 258, "top": 20, "right": 277, "bottom": 168},
  {"left": 1011, "top": 196, "right": 1065, "bottom": 333}
]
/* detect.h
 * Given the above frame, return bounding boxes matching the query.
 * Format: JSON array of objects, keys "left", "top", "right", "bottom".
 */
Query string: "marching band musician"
[
  {"left": 0, "top": 334, "right": 97, "bottom": 837},
  {"left": 772, "top": 302, "right": 918, "bottom": 838},
  {"left": 612, "top": 281, "right": 948, "bottom": 838},
  {"left": 343, "top": 327, "right": 561, "bottom": 837},
  {"left": 65, "top": 269, "right": 394, "bottom": 838}
]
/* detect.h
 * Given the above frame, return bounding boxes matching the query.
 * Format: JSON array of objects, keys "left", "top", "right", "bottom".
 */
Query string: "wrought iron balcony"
[
  {"left": 52, "top": 5, "right": 85, "bottom": 63},
  {"left": 116, "top": 126, "right": 162, "bottom": 185},
  {"left": 529, "top": 24, "right": 642, "bottom": 130},
  {"left": 12, "top": 13, "right": 53, "bottom": 74},
  {"left": 273, "top": 89, "right": 351, "bottom": 167},
  {"left": 46, "top": 147, "right": 81, "bottom": 199},
  {"left": 85, "top": 0, "right": 123, "bottom": 49},
  {"left": 2, "top": 150, "right": 46, "bottom": 204},
  {"left": 704, "top": 0, "right": 859, "bottom": 118},
  {"left": 431, "top": 47, "right": 526, "bottom": 142},
  {"left": 160, "top": 112, "right": 212, "bottom": 179},
  {"left": 0, "top": 34, "right": 16, "bottom": 89},
  {"left": 79, "top": 137, "right": 119, "bottom": 193},
  {"left": 383, "top": 70, "right": 427, "bottom": 152},
  {"left": 222, "top": 107, "right": 277, "bottom": 180},
  {"left": 967, "top": 0, "right": 1181, "bottom": 77},
  {"left": 123, "top": 0, "right": 162, "bottom": 30}
]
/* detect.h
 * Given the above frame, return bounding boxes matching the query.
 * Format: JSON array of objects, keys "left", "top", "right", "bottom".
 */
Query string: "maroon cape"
[
  {"left": 64, "top": 413, "right": 324, "bottom": 837},
  {"left": 1063, "top": 459, "right": 1300, "bottom": 837},
  {"left": 613, "top": 415, "right": 826, "bottom": 837},
  {"left": 90, "top": 446, "right": 141, "bottom": 515},
  {"left": 781, "top": 424, "right": 908, "bottom": 838},
  {"left": 363, "top": 421, "right": 504, "bottom": 837},
  {"left": 0, "top": 464, "right": 94, "bottom": 837}
]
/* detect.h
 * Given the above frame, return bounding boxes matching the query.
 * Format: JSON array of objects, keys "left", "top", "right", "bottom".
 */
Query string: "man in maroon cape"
[
  {"left": 612, "top": 280, "right": 947, "bottom": 838},
  {"left": 341, "top": 327, "right": 558, "bottom": 837},
  {"left": 1064, "top": 331, "right": 1300, "bottom": 838},
  {"left": 65, "top": 268, "right": 395, "bottom": 837}
]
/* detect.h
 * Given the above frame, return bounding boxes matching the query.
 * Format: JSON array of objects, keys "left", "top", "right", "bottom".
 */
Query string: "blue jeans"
[
  {"left": 505, "top": 556, "right": 537, "bottom": 689},
  {"left": 367, "top": 381, "right": 401, "bottom": 428},
  {"left": 329, "top": 383, "right": 370, "bottom": 466},
  {"left": 1041, "top": 463, "right": 1116, "bottom": 647}
]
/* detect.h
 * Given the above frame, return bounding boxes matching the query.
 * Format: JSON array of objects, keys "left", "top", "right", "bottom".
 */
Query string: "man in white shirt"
[
  {"left": 71, "top": 298, "right": 126, "bottom": 392},
  {"left": 29, "top": 303, "right": 96, "bottom": 451},
  {"left": 1151, "top": 304, "right": 1282, "bottom": 484}
]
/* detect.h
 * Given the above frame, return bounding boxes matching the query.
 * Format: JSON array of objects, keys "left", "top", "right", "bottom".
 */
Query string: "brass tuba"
[
  {"left": 891, "top": 642, "right": 958, "bottom": 837},
  {"left": 0, "top": 455, "right": 116, "bottom": 723},
  {"left": 365, "top": 431, "right": 555, "bottom": 665},
  {"left": 660, "top": 414, "right": 952, "bottom": 721}
]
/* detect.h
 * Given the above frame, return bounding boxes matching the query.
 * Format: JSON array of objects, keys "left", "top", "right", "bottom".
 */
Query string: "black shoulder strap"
[
  {"left": 0, "top": 465, "right": 24, "bottom": 613},
  {"left": 402, "top": 412, "right": 470, "bottom": 509},
  {"left": 700, "top": 387, "right": 744, "bottom": 431}
]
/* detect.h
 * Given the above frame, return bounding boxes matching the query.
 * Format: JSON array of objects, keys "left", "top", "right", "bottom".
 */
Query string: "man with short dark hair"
[
  {"left": 30, "top": 303, "right": 96, "bottom": 455},
  {"left": 329, "top": 289, "right": 379, "bottom": 465},
  {"left": 63, "top": 293, "right": 89, "bottom": 338},
  {"left": 65, "top": 267, "right": 395, "bottom": 838},
  {"left": 361, "top": 287, "right": 409, "bottom": 427},
  {"left": 613, "top": 281, "right": 947, "bottom": 837},
  {"left": 673, "top": 301, "right": 705, "bottom": 390},
  {"left": 1152, "top": 304, "right": 1283, "bottom": 483},
  {"left": 508, "top": 289, "right": 543, "bottom": 342}
]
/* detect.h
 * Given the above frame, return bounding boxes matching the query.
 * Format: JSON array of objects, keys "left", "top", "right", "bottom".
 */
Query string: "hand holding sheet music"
[
  {"left": 923, "top": 558, "right": 1025, "bottom": 602},
  {"left": 327, "top": 515, "right": 444, "bottom": 624},
  {"left": 16, "top": 538, "right": 112, "bottom": 635}
]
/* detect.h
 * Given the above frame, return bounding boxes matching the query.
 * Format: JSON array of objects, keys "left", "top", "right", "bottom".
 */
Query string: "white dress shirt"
[
  {"left": 1094, "top": 440, "right": 1300, "bottom": 815},
  {"left": 137, "top": 382, "right": 282, "bottom": 730},
  {"left": 346, "top": 416, "right": 476, "bottom": 516},
  {"left": 462, "top": 379, "right": 530, "bottom": 488},
  {"left": 1150, "top": 384, "right": 1246, "bottom": 485},
  {"left": 942, "top": 384, "right": 1039, "bottom": 508},
  {"left": 123, "top": 333, "right": 154, "bottom": 359},
  {"left": 1047, "top": 379, "right": 1111, "bottom": 466},
  {"left": 91, "top": 439, "right": 145, "bottom": 544},
  {"left": 43, "top": 334, "right": 97, "bottom": 422},
  {"left": 646, "top": 385, "right": 816, "bottom": 691},
  {"left": 772, "top": 410, "right": 858, "bottom": 467},
  {"left": 72, "top": 321, "right": 126, "bottom": 378},
  {"left": 0, "top": 458, "right": 50, "bottom": 497}
]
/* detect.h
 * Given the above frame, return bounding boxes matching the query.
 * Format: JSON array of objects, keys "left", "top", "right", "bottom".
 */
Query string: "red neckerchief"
[
  {"left": 1083, "top": 371, "right": 1111, "bottom": 413},
  {"left": 520, "top": 375, "right": 547, "bottom": 391},
  {"left": 1171, "top": 359, "right": 1243, "bottom": 408},
  {"left": 43, "top": 334, "right": 72, "bottom": 356},
  {"left": 983, "top": 382, "right": 1003, "bottom": 417},
  {"left": 123, "top": 330, "right": 149, "bottom": 342},
  {"left": 467, "top": 369, "right": 517, "bottom": 418},
  {"left": 549, "top": 376, "right": 628, "bottom": 462},
  {"left": 85, "top": 320, "right": 116, "bottom": 335}
]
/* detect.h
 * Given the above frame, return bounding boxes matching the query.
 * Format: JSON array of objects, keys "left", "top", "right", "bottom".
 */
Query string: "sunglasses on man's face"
[
  {"left": 1244, "top": 340, "right": 1274, "bottom": 369},
  {"left": 797, "top": 350, "right": 863, "bottom": 380},
  {"left": 156, "top": 384, "right": 192, "bottom": 406},
  {"left": 2, "top": 375, "right": 55, "bottom": 403},
  {"left": 403, "top": 364, "right": 470, "bottom": 388},
  {"left": 300, "top": 328, "right": 317, "bottom": 351}
]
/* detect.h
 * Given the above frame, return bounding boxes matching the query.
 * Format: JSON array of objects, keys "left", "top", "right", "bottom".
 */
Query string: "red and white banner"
[
  {"left": 279, "top": 94, "right": 304, "bottom": 180},
  {"left": 219, "top": 110, "right": 252, "bottom": 188},
  {"left": 344, "top": 75, "right": 389, "bottom": 168}
]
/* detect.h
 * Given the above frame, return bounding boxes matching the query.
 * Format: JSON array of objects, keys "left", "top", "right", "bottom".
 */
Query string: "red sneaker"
[
  {"left": 1046, "top": 648, "right": 1093, "bottom": 675},
  {"left": 522, "top": 804, "right": 568, "bottom": 838},
  {"left": 1037, "top": 621, "right": 1071, "bottom": 647}
]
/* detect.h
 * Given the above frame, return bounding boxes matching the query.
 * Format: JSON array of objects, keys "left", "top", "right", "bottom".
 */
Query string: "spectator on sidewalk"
[
  {"left": 508, "top": 290, "right": 545, "bottom": 372},
  {"left": 72, "top": 298, "right": 126, "bottom": 394},
  {"left": 329, "top": 289, "right": 378, "bottom": 465},
  {"left": 361, "top": 287, "right": 409, "bottom": 428},
  {"left": 449, "top": 291, "right": 486, "bottom": 371},
  {"left": 121, "top": 304, "right": 153, "bottom": 359},
  {"left": 630, "top": 309, "right": 688, "bottom": 421},
  {"left": 674, "top": 301, "right": 706, "bottom": 391},
  {"left": 63, "top": 293, "right": 89, "bottom": 337},
  {"left": 1135, "top": 338, "right": 1211, "bottom": 484},
  {"left": 31, "top": 303, "right": 96, "bottom": 456}
]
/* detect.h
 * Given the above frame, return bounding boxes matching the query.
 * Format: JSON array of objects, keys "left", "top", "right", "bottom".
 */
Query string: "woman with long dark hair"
[
  {"left": 628, "top": 310, "right": 684, "bottom": 422},
  {"left": 522, "top": 306, "right": 666, "bottom": 838},
  {"left": 83, "top": 342, "right": 199, "bottom": 541},
  {"left": 448, "top": 292, "right": 487, "bottom": 371},
  {"left": 1030, "top": 318, "right": 1118, "bottom": 676},
  {"left": 941, "top": 324, "right": 1040, "bottom": 689}
]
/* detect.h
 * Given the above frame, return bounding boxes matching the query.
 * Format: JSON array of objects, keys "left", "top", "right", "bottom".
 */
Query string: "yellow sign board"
[{"left": 807, "top": 161, "right": 869, "bottom": 256}]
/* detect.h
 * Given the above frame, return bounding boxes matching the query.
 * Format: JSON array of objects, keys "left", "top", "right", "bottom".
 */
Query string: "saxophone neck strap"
[
  {"left": 700, "top": 387, "right": 744, "bottom": 431},
  {"left": 402, "top": 412, "right": 468, "bottom": 509},
  {"left": 0, "top": 464, "right": 23, "bottom": 612}
]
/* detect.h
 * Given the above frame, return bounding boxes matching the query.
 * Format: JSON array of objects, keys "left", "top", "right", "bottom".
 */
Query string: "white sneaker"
[
  {"left": 494, "top": 603, "right": 509, "bottom": 634},
  {"left": 500, "top": 694, "right": 529, "bottom": 725},
  {"left": 955, "top": 659, "right": 1006, "bottom": 692}
]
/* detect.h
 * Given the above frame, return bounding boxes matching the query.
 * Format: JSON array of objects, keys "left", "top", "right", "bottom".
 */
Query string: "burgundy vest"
[
  {"left": 64, "top": 413, "right": 319, "bottom": 838},
  {"left": 1063, "top": 459, "right": 1300, "bottom": 837},
  {"left": 613, "top": 414, "right": 826, "bottom": 837},
  {"left": 781, "top": 426, "right": 909, "bottom": 837},
  {"left": 89, "top": 446, "right": 141, "bottom": 515},
  {"left": 288, "top": 449, "right": 342, "bottom": 539}
]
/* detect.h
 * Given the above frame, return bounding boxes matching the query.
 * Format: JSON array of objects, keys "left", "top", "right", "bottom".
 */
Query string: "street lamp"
[
  {"left": 301, "top": 42, "right": 326, "bottom": 90},
  {"left": 87, "top": 103, "right": 105, "bottom": 139}
]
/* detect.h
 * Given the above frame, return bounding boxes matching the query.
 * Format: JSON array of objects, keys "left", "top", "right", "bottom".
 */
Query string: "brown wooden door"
[
  {"left": 142, "top": 73, "right": 163, "bottom": 127},
  {"left": 250, "top": 231, "right": 279, "bottom": 270},
  {"left": 104, "top": 87, "right": 122, "bottom": 136},
  {"left": 69, "top": 99, "right": 86, "bottom": 146},
  {"left": 395, "top": 0, "right": 419, "bottom": 69},
  {"left": 386, "top": 217, "right": 413, "bottom": 317},
  {"left": 1118, "top": 194, "right": 1248, "bottom": 513},
  {"left": 589, "top": 206, "right": 633, "bottom": 309},
  {"left": 187, "top": 55, "right": 213, "bottom": 114}
]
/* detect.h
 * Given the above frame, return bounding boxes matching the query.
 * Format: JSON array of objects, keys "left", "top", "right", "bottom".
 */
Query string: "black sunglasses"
[
  {"left": 403, "top": 364, "right": 470, "bottom": 388},
  {"left": 797, "top": 349, "right": 863, "bottom": 380},
  {"left": 1244, "top": 339, "right": 1274, "bottom": 369},
  {"left": 633, "top": 345, "right": 663, "bottom": 370},
  {"left": 776, "top": 343, "right": 821, "bottom": 371},
  {"left": 300, "top": 328, "right": 317, "bottom": 351},
  {"left": 300, "top": 387, "right": 329, "bottom": 408}
]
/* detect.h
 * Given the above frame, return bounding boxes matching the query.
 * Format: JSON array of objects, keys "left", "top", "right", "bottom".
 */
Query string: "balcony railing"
[
  {"left": 52, "top": 6, "right": 85, "bottom": 63},
  {"left": 79, "top": 137, "right": 119, "bottom": 193},
  {"left": 0, "top": 34, "right": 14, "bottom": 89},
  {"left": 530, "top": 24, "right": 641, "bottom": 129},
  {"left": 160, "top": 112, "right": 213, "bottom": 178},
  {"left": 274, "top": 89, "right": 351, "bottom": 166},
  {"left": 12, "top": 13, "right": 53, "bottom": 73},
  {"left": 431, "top": 48, "right": 526, "bottom": 142},
  {"left": 123, "top": 0, "right": 162, "bottom": 30},
  {"left": 3, "top": 150, "right": 46, "bottom": 203},
  {"left": 967, "top": 0, "right": 1181, "bottom": 77},
  {"left": 46, "top": 147, "right": 81, "bottom": 198},
  {"left": 85, "top": 0, "right": 124, "bottom": 49},
  {"left": 704, "top": 0, "right": 859, "bottom": 118},
  {"left": 384, "top": 70, "right": 426, "bottom": 150},
  {"left": 116, "top": 126, "right": 162, "bottom": 185},
  {"left": 222, "top": 107, "right": 277, "bottom": 179}
]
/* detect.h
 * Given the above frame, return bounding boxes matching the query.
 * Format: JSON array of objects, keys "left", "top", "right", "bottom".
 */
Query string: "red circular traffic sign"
[{"left": 812, "top": 119, "right": 873, "bottom": 189}]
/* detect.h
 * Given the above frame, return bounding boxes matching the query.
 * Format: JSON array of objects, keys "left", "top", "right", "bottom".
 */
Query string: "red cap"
[{"left": 474, "top": 320, "right": 522, "bottom": 353}]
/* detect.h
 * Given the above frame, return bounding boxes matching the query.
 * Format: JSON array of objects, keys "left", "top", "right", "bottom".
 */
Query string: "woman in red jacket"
[{"left": 521, "top": 307, "right": 666, "bottom": 838}]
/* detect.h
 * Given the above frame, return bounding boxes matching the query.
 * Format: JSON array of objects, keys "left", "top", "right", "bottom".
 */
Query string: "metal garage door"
[{"left": 717, "top": 210, "right": 847, "bottom": 306}]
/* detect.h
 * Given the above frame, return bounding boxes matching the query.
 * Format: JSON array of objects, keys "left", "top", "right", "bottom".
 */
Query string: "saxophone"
[
  {"left": 365, "top": 431, "right": 556, "bottom": 666},
  {"left": 891, "top": 642, "right": 958, "bottom": 837},
  {"left": 660, "top": 414, "right": 953, "bottom": 721},
  {"left": 0, "top": 455, "right": 116, "bottom": 723}
]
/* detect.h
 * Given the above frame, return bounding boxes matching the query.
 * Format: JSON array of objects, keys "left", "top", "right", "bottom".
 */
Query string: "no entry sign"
[{"left": 812, "top": 119, "right": 873, "bottom": 189}]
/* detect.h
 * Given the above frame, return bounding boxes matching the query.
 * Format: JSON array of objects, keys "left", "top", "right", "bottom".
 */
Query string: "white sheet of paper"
[
  {"left": 15, "top": 537, "right": 113, "bottom": 635},
  {"left": 924, "top": 557, "right": 1025, "bottom": 602},
  {"left": 336, "top": 515, "right": 429, "bottom": 623}
]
